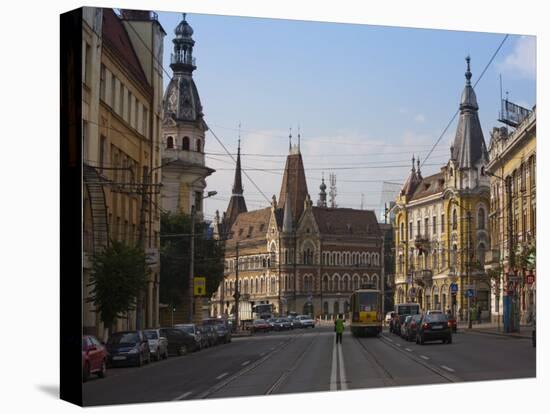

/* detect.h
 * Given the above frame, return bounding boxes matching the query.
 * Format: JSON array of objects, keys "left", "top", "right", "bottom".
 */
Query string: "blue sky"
[{"left": 156, "top": 11, "right": 536, "bottom": 221}]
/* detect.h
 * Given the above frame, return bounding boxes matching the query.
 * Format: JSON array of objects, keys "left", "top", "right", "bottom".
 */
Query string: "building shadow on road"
[{"left": 36, "top": 384, "right": 59, "bottom": 399}]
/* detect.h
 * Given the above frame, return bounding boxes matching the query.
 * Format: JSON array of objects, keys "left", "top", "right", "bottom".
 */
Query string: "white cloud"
[
  {"left": 414, "top": 114, "right": 426, "bottom": 123},
  {"left": 497, "top": 36, "right": 536, "bottom": 79}
]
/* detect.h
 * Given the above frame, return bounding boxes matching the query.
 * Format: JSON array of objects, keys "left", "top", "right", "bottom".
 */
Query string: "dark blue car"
[{"left": 106, "top": 330, "right": 151, "bottom": 367}]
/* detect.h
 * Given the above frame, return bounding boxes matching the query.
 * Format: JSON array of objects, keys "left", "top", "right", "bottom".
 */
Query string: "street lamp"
[{"left": 188, "top": 189, "right": 218, "bottom": 324}]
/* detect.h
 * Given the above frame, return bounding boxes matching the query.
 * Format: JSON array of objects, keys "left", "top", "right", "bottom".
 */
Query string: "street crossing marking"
[
  {"left": 216, "top": 372, "right": 229, "bottom": 380},
  {"left": 241, "top": 360, "right": 250, "bottom": 366},
  {"left": 396, "top": 343, "right": 401, "bottom": 347},
  {"left": 405, "top": 348, "right": 413, "bottom": 352},
  {"left": 420, "top": 355, "right": 430, "bottom": 360},
  {"left": 441, "top": 365, "right": 455, "bottom": 373},
  {"left": 174, "top": 391, "right": 192, "bottom": 400}
]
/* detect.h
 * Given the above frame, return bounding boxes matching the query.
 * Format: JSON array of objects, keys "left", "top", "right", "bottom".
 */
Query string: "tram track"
[{"left": 193, "top": 330, "right": 320, "bottom": 399}]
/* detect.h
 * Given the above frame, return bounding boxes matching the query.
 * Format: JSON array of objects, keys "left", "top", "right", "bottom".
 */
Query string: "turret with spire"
[
  {"left": 400, "top": 155, "right": 421, "bottom": 199},
  {"left": 450, "top": 56, "right": 488, "bottom": 169},
  {"left": 317, "top": 173, "right": 327, "bottom": 207}
]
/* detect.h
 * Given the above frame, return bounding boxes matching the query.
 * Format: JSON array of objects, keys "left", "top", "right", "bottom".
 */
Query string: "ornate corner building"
[
  {"left": 211, "top": 139, "right": 383, "bottom": 320},
  {"left": 393, "top": 57, "right": 491, "bottom": 320},
  {"left": 161, "top": 14, "right": 215, "bottom": 218}
]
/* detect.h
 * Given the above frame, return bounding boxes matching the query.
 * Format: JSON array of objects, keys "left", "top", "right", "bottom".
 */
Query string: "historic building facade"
[
  {"left": 82, "top": 8, "right": 165, "bottom": 337},
  {"left": 161, "top": 14, "right": 214, "bottom": 219},
  {"left": 485, "top": 108, "right": 536, "bottom": 324},
  {"left": 211, "top": 140, "right": 383, "bottom": 321},
  {"left": 393, "top": 58, "right": 491, "bottom": 320}
]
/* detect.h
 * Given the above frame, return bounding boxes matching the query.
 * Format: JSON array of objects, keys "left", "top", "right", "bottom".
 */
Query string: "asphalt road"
[{"left": 83, "top": 326, "right": 535, "bottom": 406}]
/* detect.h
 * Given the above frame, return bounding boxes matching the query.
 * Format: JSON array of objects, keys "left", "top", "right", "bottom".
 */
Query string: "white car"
[
  {"left": 296, "top": 315, "right": 315, "bottom": 328},
  {"left": 144, "top": 329, "right": 168, "bottom": 361}
]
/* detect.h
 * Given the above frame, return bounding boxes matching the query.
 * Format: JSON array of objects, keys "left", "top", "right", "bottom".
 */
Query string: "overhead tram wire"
[{"left": 421, "top": 34, "right": 509, "bottom": 168}]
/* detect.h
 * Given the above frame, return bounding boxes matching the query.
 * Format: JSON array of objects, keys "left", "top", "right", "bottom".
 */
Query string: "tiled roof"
[
  {"left": 312, "top": 207, "right": 380, "bottom": 237},
  {"left": 227, "top": 207, "right": 271, "bottom": 244},
  {"left": 278, "top": 153, "right": 309, "bottom": 222},
  {"left": 409, "top": 172, "right": 445, "bottom": 201},
  {"left": 102, "top": 9, "right": 150, "bottom": 90}
]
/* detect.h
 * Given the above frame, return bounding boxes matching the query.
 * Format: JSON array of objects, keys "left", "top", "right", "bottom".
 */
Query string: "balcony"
[
  {"left": 414, "top": 235, "right": 430, "bottom": 253},
  {"left": 170, "top": 53, "right": 196, "bottom": 67},
  {"left": 414, "top": 269, "right": 433, "bottom": 286},
  {"left": 484, "top": 249, "right": 500, "bottom": 268},
  {"left": 163, "top": 147, "right": 205, "bottom": 166}
]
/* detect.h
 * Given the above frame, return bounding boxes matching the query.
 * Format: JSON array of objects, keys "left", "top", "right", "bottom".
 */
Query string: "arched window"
[
  {"left": 478, "top": 207, "right": 485, "bottom": 230},
  {"left": 452, "top": 209, "right": 458, "bottom": 230},
  {"left": 323, "top": 301, "right": 329, "bottom": 315},
  {"left": 353, "top": 275, "right": 360, "bottom": 290},
  {"left": 333, "top": 302, "right": 340, "bottom": 316},
  {"left": 166, "top": 136, "right": 174, "bottom": 149},
  {"left": 323, "top": 275, "right": 329, "bottom": 291},
  {"left": 400, "top": 222, "right": 405, "bottom": 241},
  {"left": 196, "top": 139, "right": 202, "bottom": 152},
  {"left": 182, "top": 136, "right": 190, "bottom": 151}
]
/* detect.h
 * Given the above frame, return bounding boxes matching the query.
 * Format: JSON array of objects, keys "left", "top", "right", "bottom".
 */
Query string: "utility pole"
[
  {"left": 381, "top": 235, "right": 385, "bottom": 318},
  {"left": 506, "top": 175, "right": 516, "bottom": 332},
  {"left": 136, "top": 168, "right": 149, "bottom": 331},
  {"left": 278, "top": 233, "right": 281, "bottom": 316},
  {"left": 188, "top": 205, "right": 196, "bottom": 323},
  {"left": 293, "top": 229, "right": 297, "bottom": 313}
]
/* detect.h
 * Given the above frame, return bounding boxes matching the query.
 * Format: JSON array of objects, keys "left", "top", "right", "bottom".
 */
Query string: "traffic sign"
[
  {"left": 194, "top": 277, "right": 206, "bottom": 296},
  {"left": 466, "top": 289, "right": 474, "bottom": 298},
  {"left": 450, "top": 283, "right": 458, "bottom": 294}
]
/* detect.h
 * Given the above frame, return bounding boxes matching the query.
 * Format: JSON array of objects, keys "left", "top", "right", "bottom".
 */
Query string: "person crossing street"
[{"left": 334, "top": 314, "right": 345, "bottom": 344}]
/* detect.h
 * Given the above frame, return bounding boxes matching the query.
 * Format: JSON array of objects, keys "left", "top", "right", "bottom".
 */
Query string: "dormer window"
[{"left": 182, "top": 136, "right": 190, "bottom": 151}]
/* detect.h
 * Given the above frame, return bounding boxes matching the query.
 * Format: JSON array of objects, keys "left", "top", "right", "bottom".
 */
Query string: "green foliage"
[
  {"left": 160, "top": 212, "right": 224, "bottom": 310},
  {"left": 88, "top": 241, "right": 149, "bottom": 329}
]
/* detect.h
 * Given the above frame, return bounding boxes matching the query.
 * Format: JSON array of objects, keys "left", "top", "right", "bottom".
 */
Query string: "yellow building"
[
  {"left": 485, "top": 106, "right": 536, "bottom": 324},
  {"left": 393, "top": 57, "right": 491, "bottom": 321},
  {"left": 82, "top": 8, "right": 165, "bottom": 337}
]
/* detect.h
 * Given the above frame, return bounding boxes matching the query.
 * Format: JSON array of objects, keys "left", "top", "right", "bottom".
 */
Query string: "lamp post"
[{"left": 188, "top": 190, "right": 217, "bottom": 324}]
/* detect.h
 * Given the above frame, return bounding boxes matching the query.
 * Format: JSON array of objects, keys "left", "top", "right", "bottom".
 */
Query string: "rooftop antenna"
[{"left": 329, "top": 173, "right": 337, "bottom": 208}]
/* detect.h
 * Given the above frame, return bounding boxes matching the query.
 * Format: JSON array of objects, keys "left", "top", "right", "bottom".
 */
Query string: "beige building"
[
  {"left": 485, "top": 106, "right": 536, "bottom": 324},
  {"left": 161, "top": 14, "right": 215, "bottom": 218},
  {"left": 212, "top": 140, "right": 383, "bottom": 321},
  {"left": 83, "top": 8, "right": 165, "bottom": 337}
]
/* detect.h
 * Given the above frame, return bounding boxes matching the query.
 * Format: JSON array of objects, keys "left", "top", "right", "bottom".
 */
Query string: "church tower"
[
  {"left": 223, "top": 138, "right": 248, "bottom": 235},
  {"left": 161, "top": 14, "right": 214, "bottom": 218}
]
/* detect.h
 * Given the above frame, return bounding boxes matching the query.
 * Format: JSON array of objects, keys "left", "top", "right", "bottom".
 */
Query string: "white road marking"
[
  {"left": 396, "top": 343, "right": 402, "bottom": 347},
  {"left": 441, "top": 365, "right": 455, "bottom": 373},
  {"left": 387, "top": 338, "right": 393, "bottom": 342},
  {"left": 241, "top": 360, "right": 250, "bottom": 366},
  {"left": 174, "top": 391, "right": 192, "bottom": 401},
  {"left": 337, "top": 342, "right": 348, "bottom": 390},
  {"left": 330, "top": 340, "right": 338, "bottom": 391},
  {"left": 405, "top": 348, "right": 413, "bottom": 352},
  {"left": 216, "top": 372, "right": 229, "bottom": 380},
  {"left": 259, "top": 352, "right": 266, "bottom": 357},
  {"left": 420, "top": 355, "right": 430, "bottom": 360}
]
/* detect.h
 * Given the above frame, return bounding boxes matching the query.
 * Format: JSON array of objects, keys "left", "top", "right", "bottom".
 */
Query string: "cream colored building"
[
  {"left": 83, "top": 8, "right": 165, "bottom": 337},
  {"left": 485, "top": 107, "right": 536, "bottom": 324}
]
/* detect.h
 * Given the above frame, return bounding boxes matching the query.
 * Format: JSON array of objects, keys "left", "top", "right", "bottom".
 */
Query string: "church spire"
[
  {"left": 224, "top": 128, "right": 248, "bottom": 232},
  {"left": 171, "top": 13, "right": 196, "bottom": 74}
]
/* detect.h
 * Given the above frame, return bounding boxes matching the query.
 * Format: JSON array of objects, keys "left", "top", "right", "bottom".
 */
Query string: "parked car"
[
  {"left": 160, "top": 327, "right": 197, "bottom": 355},
  {"left": 385, "top": 312, "right": 395, "bottom": 325},
  {"left": 395, "top": 314, "right": 409, "bottom": 336},
  {"left": 274, "top": 318, "right": 293, "bottom": 331},
  {"left": 290, "top": 317, "right": 303, "bottom": 329},
  {"left": 82, "top": 335, "right": 107, "bottom": 382},
  {"left": 267, "top": 318, "right": 277, "bottom": 330},
  {"left": 144, "top": 329, "right": 168, "bottom": 361},
  {"left": 251, "top": 319, "right": 271, "bottom": 333},
  {"left": 400, "top": 315, "right": 413, "bottom": 339},
  {"left": 403, "top": 314, "right": 423, "bottom": 341},
  {"left": 425, "top": 309, "right": 443, "bottom": 315},
  {"left": 106, "top": 331, "right": 151, "bottom": 367},
  {"left": 213, "top": 323, "right": 232, "bottom": 343},
  {"left": 447, "top": 314, "right": 457, "bottom": 333},
  {"left": 296, "top": 315, "right": 315, "bottom": 328},
  {"left": 416, "top": 313, "right": 452, "bottom": 344},
  {"left": 200, "top": 324, "right": 218, "bottom": 347},
  {"left": 174, "top": 324, "right": 204, "bottom": 350}
]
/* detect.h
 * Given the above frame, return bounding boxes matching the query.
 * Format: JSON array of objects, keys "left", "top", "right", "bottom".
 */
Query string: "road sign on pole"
[
  {"left": 194, "top": 277, "right": 206, "bottom": 296},
  {"left": 450, "top": 283, "right": 458, "bottom": 295}
]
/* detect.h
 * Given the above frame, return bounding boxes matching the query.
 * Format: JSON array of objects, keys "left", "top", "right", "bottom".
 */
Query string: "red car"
[
  {"left": 447, "top": 316, "right": 457, "bottom": 332},
  {"left": 250, "top": 319, "right": 271, "bottom": 333},
  {"left": 82, "top": 335, "right": 107, "bottom": 382}
]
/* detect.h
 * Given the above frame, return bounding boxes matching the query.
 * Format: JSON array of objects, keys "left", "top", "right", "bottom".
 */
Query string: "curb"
[{"left": 460, "top": 329, "right": 531, "bottom": 339}]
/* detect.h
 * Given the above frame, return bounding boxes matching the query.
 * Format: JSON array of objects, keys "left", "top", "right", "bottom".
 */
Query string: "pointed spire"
[
  {"left": 298, "top": 125, "right": 301, "bottom": 153},
  {"left": 232, "top": 132, "right": 244, "bottom": 195},
  {"left": 465, "top": 55, "right": 472, "bottom": 84},
  {"left": 318, "top": 173, "right": 327, "bottom": 207},
  {"left": 416, "top": 156, "right": 422, "bottom": 179},
  {"left": 288, "top": 127, "right": 292, "bottom": 152},
  {"left": 411, "top": 155, "right": 416, "bottom": 172}
]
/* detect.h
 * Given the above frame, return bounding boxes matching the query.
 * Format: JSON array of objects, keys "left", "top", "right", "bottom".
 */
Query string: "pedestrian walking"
[{"left": 334, "top": 314, "right": 345, "bottom": 344}]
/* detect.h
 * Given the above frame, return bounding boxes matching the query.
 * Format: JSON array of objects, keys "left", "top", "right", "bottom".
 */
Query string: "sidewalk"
[{"left": 456, "top": 320, "right": 533, "bottom": 339}]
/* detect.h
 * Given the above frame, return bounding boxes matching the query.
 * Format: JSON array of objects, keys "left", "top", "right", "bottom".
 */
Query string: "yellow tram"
[{"left": 349, "top": 285, "right": 383, "bottom": 336}]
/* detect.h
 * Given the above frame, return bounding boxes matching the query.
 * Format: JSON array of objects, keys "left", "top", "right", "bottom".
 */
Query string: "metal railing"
[{"left": 170, "top": 53, "right": 196, "bottom": 66}]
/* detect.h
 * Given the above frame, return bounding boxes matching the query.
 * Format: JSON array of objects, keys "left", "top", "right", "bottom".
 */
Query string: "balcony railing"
[
  {"left": 170, "top": 53, "right": 196, "bottom": 66},
  {"left": 485, "top": 249, "right": 500, "bottom": 266}
]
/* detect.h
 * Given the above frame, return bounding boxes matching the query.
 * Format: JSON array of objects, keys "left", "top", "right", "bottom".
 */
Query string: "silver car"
[
  {"left": 296, "top": 315, "right": 315, "bottom": 328},
  {"left": 144, "top": 329, "right": 168, "bottom": 361}
]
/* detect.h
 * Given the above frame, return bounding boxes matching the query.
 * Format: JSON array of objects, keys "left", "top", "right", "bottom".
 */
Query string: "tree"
[
  {"left": 87, "top": 241, "right": 149, "bottom": 336},
  {"left": 160, "top": 212, "right": 224, "bottom": 312}
]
